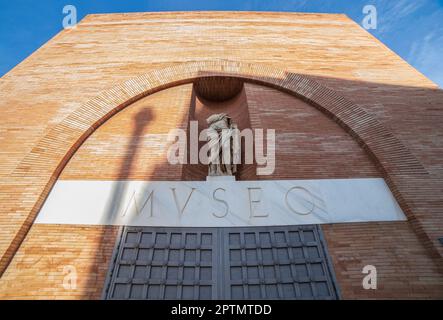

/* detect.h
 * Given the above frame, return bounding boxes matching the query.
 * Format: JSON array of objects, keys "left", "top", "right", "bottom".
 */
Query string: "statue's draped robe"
[{"left": 207, "top": 115, "right": 240, "bottom": 176}]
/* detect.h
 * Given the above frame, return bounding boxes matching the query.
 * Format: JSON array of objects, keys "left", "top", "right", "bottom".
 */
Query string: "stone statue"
[{"left": 206, "top": 113, "right": 240, "bottom": 176}]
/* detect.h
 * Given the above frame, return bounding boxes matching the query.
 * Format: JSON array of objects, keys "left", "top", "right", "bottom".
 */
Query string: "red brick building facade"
[{"left": 0, "top": 12, "right": 442, "bottom": 299}]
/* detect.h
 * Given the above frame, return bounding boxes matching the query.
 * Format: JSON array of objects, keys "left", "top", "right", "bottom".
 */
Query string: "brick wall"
[
  {"left": 59, "top": 84, "right": 193, "bottom": 181},
  {"left": 0, "top": 12, "right": 442, "bottom": 299},
  {"left": 244, "top": 84, "right": 443, "bottom": 298},
  {"left": 0, "top": 225, "right": 118, "bottom": 299},
  {"left": 3, "top": 81, "right": 440, "bottom": 299},
  {"left": 323, "top": 222, "right": 443, "bottom": 299},
  {"left": 0, "top": 85, "right": 193, "bottom": 299}
]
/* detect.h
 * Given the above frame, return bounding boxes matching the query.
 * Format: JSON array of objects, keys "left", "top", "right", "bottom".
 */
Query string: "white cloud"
[{"left": 377, "top": 0, "right": 426, "bottom": 34}]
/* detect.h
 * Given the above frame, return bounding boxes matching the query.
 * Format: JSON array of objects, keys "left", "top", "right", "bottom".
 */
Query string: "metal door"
[
  {"left": 221, "top": 226, "right": 338, "bottom": 299},
  {"left": 103, "top": 225, "right": 339, "bottom": 299}
]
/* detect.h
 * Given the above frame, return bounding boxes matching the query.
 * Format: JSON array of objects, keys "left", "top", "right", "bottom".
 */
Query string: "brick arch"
[{"left": 1, "top": 59, "right": 440, "bottom": 276}]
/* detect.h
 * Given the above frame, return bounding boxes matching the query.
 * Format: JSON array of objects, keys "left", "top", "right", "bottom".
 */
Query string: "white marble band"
[{"left": 35, "top": 178, "right": 406, "bottom": 227}]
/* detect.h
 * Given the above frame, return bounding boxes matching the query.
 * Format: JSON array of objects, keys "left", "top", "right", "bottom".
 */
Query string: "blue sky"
[{"left": 1, "top": 0, "right": 442, "bottom": 87}]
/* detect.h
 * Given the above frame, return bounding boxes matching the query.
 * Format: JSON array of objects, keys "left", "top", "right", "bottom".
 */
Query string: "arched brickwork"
[{"left": 1, "top": 59, "right": 441, "bottom": 276}]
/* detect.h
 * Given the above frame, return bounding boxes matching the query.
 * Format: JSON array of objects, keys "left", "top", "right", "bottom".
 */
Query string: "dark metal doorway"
[{"left": 102, "top": 225, "right": 340, "bottom": 299}]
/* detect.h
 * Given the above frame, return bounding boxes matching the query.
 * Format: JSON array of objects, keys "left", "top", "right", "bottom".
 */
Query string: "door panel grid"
[
  {"left": 222, "top": 226, "right": 338, "bottom": 299},
  {"left": 104, "top": 227, "right": 218, "bottom": 299},
  {"left": 103, "top": 225, "right": 339, "bottom": 299}
]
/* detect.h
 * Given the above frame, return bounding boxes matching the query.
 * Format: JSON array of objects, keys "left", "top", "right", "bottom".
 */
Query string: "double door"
[{"left": 103, "top": 225, "right": 339, "bottom": 299}]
